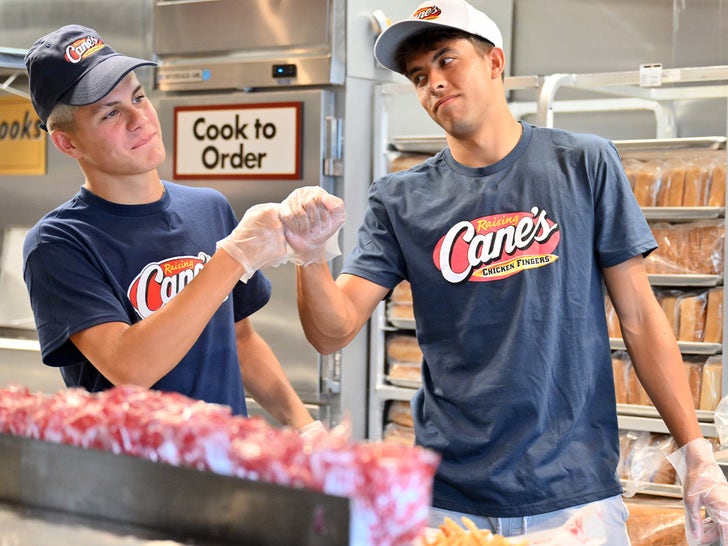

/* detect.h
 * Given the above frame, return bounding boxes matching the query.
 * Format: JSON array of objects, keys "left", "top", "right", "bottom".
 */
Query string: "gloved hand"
[
  {"left": 216, "top": 203, "right": 288, "bottom": 283},
  {"left": 667, "top": 437, "right": 728, "bottom": 545},
  {"left": 298, "top": 419, "right": 326, "bottom": 439},
  {"left": 279, "top": 186, "right": 346, "bottom": 266}
]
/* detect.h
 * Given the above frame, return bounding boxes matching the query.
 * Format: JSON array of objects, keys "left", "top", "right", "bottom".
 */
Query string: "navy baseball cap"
[{"left": 24, "top": 24, "right": 156, "bottom": 130}]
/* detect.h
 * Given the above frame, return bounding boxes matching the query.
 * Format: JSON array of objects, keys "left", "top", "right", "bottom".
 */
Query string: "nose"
[
  {"left": 428, "top": 68, "right": 447, "bottom": 94},
  {"left": 126, "top": 107, "right": 146, "bottom": 130}
]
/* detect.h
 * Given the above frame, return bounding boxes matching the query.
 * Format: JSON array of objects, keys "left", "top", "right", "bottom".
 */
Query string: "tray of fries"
[
  {"left": 416, "top": 505, "right": 607, "bottom": 546},
  {"left": 418, "top": 516, "right": 526, "bottom": 545}
]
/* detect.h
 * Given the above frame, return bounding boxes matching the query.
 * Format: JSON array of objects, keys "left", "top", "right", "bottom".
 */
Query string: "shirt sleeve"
[
  {"left": 593, "top": 141, "right": 657, "bottom": 268},
  {"left": 341, "top": 178, "right": 407, "bottom": 290},
  {"left": 232, "top": 270, "right": 271, "bottom": 322},
  {"left": 24, "top": 240, "right": 134, "bottom": 367}
]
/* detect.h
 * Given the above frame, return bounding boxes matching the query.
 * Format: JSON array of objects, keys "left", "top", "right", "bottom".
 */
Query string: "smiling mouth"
[{"left": 133, "top": 133, "right": 155, "bottom": 149}]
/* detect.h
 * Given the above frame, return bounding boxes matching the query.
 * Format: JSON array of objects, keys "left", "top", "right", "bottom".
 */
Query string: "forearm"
[
  {"left": 295, "top": 264, "right": 363, "bottom": 354},
  {"left": 623, "top": 312, "right": 703, "bottom": 446},
  {"left": 72, "top": 249, "right": 245, "bottom": 387},
  {"left": 237, "top": 326, "right": 313, "bottom": 429},
  {"left": 605, "top": 257, "right": 704, "bottom": 446}
]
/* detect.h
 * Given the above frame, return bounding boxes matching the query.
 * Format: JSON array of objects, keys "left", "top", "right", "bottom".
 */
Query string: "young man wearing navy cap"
[
  {"left": 280, "top": 0, "right": 728, "bottom": 542},
  {"left": 22, "top": 24, "right": 317, "bottom": 431}
]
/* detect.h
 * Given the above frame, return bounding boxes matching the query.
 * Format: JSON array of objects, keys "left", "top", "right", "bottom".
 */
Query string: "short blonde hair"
[{"left": 46, "top": 103, "right": 78, "bottom": 132}]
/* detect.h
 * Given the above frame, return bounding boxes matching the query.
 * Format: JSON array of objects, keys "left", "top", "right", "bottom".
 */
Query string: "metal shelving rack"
[
  {"left": 542, "top": 65, "right": 728, "bottom": 441},
  {"left": 368, "top": 66, "right": 728, "bottom": 455},
  {"left": 0, "top": 47, "right": 29, "bottom": 100}
]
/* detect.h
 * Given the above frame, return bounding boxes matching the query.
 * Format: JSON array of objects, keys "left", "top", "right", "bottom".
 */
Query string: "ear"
[
  {"left": 489, "top": 47, "right": 506, "bottom": 79},
  {"left": 50, "top": 129, "right": 82, "bottom": 159}
]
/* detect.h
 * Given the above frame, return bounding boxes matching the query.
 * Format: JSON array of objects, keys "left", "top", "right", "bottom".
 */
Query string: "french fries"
[{"left": 423, "top": 516, "right": 528, "bottom": 546}]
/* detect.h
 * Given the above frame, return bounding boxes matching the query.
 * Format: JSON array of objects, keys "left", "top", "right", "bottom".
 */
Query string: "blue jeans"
[{"left": 428, "top": 494, "right": 631, "bottom": 545}]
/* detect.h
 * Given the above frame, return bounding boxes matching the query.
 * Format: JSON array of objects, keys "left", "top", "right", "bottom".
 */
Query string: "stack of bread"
[
  {"left": 657, "top": 287, "right": 723, "bottom": 343},
  {"left": 619, "top": 428, "right": 720, "bottom": 489},
  {"left": 624, "top": 497, "right": 690, "bottom": 546},
  {"left": 383, "top": 400, "right": 415, "bottom": 446},
  {"left": 384, "top": 280, "right": 420, "bottom": 446},
  {"left": 607, "top": 288, "right": 723, "bottom": 344},
  {"left": 618, "top": 430, "right": 678, "bottom": 487},
  {"left": 387, "top": 280, "right": 415, "bottom": 328},
  {"left": 612, "top": 351, "right": 722, "bottom": 411},
  {"left": 622, "top": 153, "right": 726, "bottom": 208},
  {"left": 645, "top": 221, "right": 724, "bottom": 275},
  {"left": 386, "top": 333, "right": 423, "bottom": 385}
]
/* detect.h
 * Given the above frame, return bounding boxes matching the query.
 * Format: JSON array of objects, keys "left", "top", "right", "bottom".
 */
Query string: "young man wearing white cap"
[
  {"left": 22, "top": 24, "right": 316, "bottom": 431},
  {"left": 280, "top": 0, "right": 728, "bottom": 542}
]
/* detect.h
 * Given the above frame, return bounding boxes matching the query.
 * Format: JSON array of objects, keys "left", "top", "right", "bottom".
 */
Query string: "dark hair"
[{"left": 393, "top": 27, "right": 495, "bottom": 75}]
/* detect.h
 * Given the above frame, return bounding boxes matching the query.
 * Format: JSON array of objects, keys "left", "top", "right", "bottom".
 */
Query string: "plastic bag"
[
  {"left": 515, "top": 504, "right": 607, "bottom": 545},
  {"left": 621, "top": 431, "right": 677, "bottom": 497}
]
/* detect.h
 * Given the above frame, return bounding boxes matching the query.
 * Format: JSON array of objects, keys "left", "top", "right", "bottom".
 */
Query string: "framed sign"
[
  {"left": 0, "top": 95, "right": 45, "bottom": 176},
  {"left": 173, "top": 102, "right": 302, "bottom": 180}
]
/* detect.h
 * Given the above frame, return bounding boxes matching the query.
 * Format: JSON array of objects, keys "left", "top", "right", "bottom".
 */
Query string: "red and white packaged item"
[{"left": 0, "top": 385, "right": 439, "bottom": 546}]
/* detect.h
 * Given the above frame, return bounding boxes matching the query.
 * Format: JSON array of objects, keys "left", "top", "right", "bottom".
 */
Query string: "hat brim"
[
  {"left": 374, "top": 19, "right": 460, "bottom": 74},
  {"left": 62, "top": 54, "right": 157, "bottom": 106}
]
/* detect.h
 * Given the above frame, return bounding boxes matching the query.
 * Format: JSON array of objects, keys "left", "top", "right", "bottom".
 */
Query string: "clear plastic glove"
[
  {"left": 298, "top": 419, "right": 326, "bottom": 439},
  {"left": 667, "top": 437, "right": 728, "bottom": 545},
  {"left": 216, "top": 203, "right": 288, "bottom": 283},
  {"left": 279, "top": 186, "right": 346, "bottom": 266}
]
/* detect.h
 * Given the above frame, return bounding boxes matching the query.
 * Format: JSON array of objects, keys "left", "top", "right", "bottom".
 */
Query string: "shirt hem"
[{"left": 433, "top": 484, "right": 624, "bottom": 518}]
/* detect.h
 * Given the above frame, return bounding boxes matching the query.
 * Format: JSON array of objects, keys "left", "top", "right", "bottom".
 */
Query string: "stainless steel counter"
[
  {"left": 0, "top": 434, "right": 350, "bottom": 546},
  {"left": 0, "top": 503, "right": 190, "bottom": 546}
]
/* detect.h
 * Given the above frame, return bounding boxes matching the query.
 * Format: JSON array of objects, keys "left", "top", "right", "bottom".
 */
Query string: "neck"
[
  {"left": 83, "top": 171, "right": 165, "bottom": 204},
  {"left": 447, "top": 117, "right": 523, "bottom": 168}
]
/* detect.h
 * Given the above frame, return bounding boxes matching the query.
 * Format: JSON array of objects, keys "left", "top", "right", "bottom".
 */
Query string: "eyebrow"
[
  {"left": 91, "top": 84, "right": 144, "bottom": 113},
  {"left": 405, "top": 46, "right": 454, "bottom": 80}
]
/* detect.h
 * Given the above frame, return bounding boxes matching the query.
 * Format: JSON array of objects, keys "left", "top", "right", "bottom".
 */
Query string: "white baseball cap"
[{"left": 374, "top": 0, "right": 504, "bottom": 74}]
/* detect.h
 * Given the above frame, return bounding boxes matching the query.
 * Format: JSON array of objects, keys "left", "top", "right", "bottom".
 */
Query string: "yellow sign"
[{"left": 0, "top": 95, "right": 45, "bottom": 175}]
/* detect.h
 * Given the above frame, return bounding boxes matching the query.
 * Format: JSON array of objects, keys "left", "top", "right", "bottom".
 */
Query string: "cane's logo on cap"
[
  {"left": 412, "top": 5, "right": 442, "bottom": 20},
  {"left": 64, "top": 35, "right": 106, "bottom": 64}
]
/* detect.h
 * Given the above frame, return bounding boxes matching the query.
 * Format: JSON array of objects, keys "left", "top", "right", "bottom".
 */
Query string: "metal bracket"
[
  {"left": 0, "top": 47, "right": 30, "bottom": 99},
  {"left": 323, "top": 115, "right": 344, "bottom": 177}
]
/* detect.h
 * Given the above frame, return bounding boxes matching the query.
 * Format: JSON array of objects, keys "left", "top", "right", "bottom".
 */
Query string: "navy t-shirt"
[
  {"left": 23, "top": 181, "right": 271, "bottom": 415},
  {"left": 342, "top": 122, "right": 656, "bottom": 516}
]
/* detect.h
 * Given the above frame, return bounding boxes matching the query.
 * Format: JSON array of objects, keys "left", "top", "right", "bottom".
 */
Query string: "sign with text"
[
  {"left": 173, "top": 102, "right": 302, "bottom": 180},
  {"left": 0, "top": 95, "right": 45, "bottom": 175}
]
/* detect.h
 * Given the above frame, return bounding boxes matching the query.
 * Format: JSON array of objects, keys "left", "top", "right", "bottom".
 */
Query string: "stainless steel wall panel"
[
  {"left": 154, "top": 0, "right": 346, "bottom": 88},
  {"left": 155, "top": 0, "right": 331, "bottom": 56}
]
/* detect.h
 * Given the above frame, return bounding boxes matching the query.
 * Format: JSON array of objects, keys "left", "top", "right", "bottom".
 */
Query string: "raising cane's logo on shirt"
[
  {"left": 128, "top": 253, "right": 210, "bottom": 319},
  {"left": 434, "top": 207, "right": 560, "bottom": 283}
]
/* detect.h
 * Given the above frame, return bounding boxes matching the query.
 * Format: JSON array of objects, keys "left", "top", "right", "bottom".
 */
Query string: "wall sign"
[
  {"left": 0, "top": 95, "right": 45, "bottom": 176},
  {"left": 173, "top": 102, "right": 302, "bottom": 180}
]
